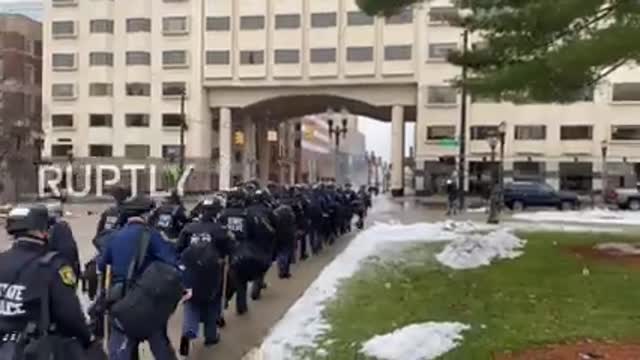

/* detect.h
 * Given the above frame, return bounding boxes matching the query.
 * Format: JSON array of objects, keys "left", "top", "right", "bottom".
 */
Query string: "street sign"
[
  {"left": 267, "top": 130, "right": 278, "bottom": 142},
  {"left": 438, "top": 138, "right": 459, "bottom": 148}
]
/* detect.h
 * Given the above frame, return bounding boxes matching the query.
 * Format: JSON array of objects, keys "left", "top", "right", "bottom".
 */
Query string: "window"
[
  {"left": 427, "top": 86, "right": 457, "bottom": 104},
  {"left": 429, "top": 7, "right": 457, "bottom": 24},
  {"left": 125, "top": 83, "right": 150, "bottom": 96},
  {"left": 428, "top": 43, "right": 457, "bottom": 59},
  {"left": 51, "top": 114, "right": 73, "bottom": 128},
  {"left": 346, "top": 46, "right": 373, "bottom": 62},
  {"left": 515, "top": 125, "right": 546, "bottom": 140},
  {"left": 51, "top": 84, "right": 75, "bottom": 99},
  {"left": 385, "top": 8, "right": 413, "bottom": 24},
  {"left": 310, "top": 48, "right": 336, "bottom": 63},
  {"left": 51, "top": 144, "right": 73, "bottom": 157},
  {"left": 311, "top": 12, "right": 336, "bottom": 28},
  {"left": 162, "top": 114, "right": 183, "bottom": 127},
  {"left": 89, "top": 114, "right": 113, "bottom": 127},
  {"left": 162, "top": 82, "right": 186, "bottom": 97},
  {"left": 52, "top": 0, "right": 77, "bottom": 7},
  {"left": 125, "top": 114, "right": 150, "bottom": 127},
  {"left": 347, "top": 11, "right": 374, "bottom": 26},
  {"left": 162, "top": 17, "right": 188, "bottom": 34},
  {"left": 275, "top": 14, "right": 300, "bottom": 29},
  {"left": 126, "top": 51, "right": 151, "bottom": 65},
  {"left": 206, "top": 16, "right": 230, "bottom": 31},
  {"left": 384, "top": 45, "right": 412, "bottom": 61},
  {"left": 89, "top": 145, "right": 113, "bottom": 157},
  {"left": 427, "top": 126, "right": 455, "bottom": 140},
  {"left": 34, "top": 40, "right": 42, "bottom": 56},
  {"left": 206, "top": 50, "right": 230, "bottom": 65},
  {"left": 274, "top": 49, "right": 299, "bottom": 64},
  {"left": 470, "top": 126, "right": 498, "bottom": 140},
  {"left": 127, "top": 18, "right": 151, "bottom": 33},
  {"left": 125, "top": 145, "right": 150, "bottom": 159},
  {"left": 162, "top": 50, "right": 188, "bottom": 67},
  {"left": 612, "top": 125, "right": 640, "bottom": 141},
  {"left": 162, "top": 145, "right": 181, "bottom": 159},
  {"left": 52, "top": 53, "right": 75, "bottom": 70},
  {"left": 52, "top": 21, "right": 75, "bottom": 37},
  {"left": 612, "top": 83, "right": 640, "bottom": 102},
  {"left": 90, "top": 19, "right": 114, "bottom": 34},
  {"left": 240, "top": 16, "right": 265, "bottom": 30},
  {"left": 561, "top": 125, "right": 593, "bottom": 140},
  {"left": 240, "top": 50, "right": 264, "bottom": 65},
  {"left": 89, "top": 83, "right": 113, "bottom": 96},
  {"left": 89, "top": 52, "right": 113, "bottom": 66}
]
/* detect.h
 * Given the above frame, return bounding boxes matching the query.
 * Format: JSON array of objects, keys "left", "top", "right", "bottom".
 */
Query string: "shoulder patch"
[{"left": 58, "top": 265, "right": 77, "bottom": 287}]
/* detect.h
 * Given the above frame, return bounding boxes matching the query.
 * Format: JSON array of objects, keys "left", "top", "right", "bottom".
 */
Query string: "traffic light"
[{"left": 234, "top": 131, "right": 245, "bottom": 145}]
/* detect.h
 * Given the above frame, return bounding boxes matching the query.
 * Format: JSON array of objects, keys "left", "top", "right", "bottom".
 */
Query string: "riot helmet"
[
  {"left": 6, "top": 204, "right": 50, "bottom": 238},
  {"left": 120, "top": 195, "right": 156, "bottom": 222}
]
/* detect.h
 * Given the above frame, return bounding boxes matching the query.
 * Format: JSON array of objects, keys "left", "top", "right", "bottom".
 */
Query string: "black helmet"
[
  {"left": 120, "top": 195, "right": 155, "bottom": 219},
  {"left": 250, "top": 189, "right": 270, "bottom": 205},
  {"left": 227, "top": 189, "right": 246, "bottom": 208},
  {"left": 6, "top": 205, "right": 50, "bottom": 236},
  {"left": 199, "top": 195, "right": 225, "bottom": 221},
  {"left": 110, "top": 186, "right": 131, "bottom": 204}
]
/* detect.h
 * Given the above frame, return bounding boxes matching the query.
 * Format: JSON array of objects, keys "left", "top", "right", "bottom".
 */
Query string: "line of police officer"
[{"left": 0, "top": 180, "right": 372, "bottom": 360}]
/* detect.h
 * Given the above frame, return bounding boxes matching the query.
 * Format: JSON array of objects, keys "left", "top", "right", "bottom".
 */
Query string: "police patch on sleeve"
[{"left": 58, "top": 266, "right": 77, "bottom": 287}]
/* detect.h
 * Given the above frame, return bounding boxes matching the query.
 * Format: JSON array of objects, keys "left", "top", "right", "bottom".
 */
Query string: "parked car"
[
  {"left": 503, "top": 182, "right": 580, "bottom": 211},
  {"left": 608, "top": 188, "right": 640, "bottom": 210}
]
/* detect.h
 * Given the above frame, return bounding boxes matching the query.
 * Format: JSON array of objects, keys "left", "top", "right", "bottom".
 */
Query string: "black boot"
[
  {"left": 217, "top": 316, "right": 226, "bottom": 328},
  {"left": 179, "top": 336, "right": 190, "bottom": 357}
]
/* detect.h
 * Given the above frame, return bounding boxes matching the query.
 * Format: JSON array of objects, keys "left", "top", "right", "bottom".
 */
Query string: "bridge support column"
[
  {"left": 219, "top": 107, "right": 232, "bottom": 190},
  {"left": 243, "top": 116, "right": 256, "bottom": 181},
  {"left": 257, "top": 121, "right": 271, "bottom": 185},
  {"left": 391, "top": 105, "right": 405, "bottom": 197}
]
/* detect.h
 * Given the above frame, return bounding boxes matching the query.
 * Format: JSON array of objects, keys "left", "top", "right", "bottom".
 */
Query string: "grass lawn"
[{"left": 308, "top": 232, "right": 640, "bottom": 359}]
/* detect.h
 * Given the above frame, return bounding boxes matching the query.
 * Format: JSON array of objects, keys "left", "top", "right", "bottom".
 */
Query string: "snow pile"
[
  {"left": 258, "top": 222, "right": 461, "bottom": 359},
  {"left": 360, "top": 322, "right": 470, "bottom": 360},
  {"left": 436, "top": 229, "right": 526, "bottom": 270},
  {"left": 513, "top": 208, "right": 640, "bottom": 226}
]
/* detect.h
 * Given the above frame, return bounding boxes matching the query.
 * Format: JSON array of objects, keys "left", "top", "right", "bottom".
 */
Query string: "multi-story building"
[
  {"left": 43, "top": 0, "right": 640, "bottom": 194},
  {"left": 0, "top": 13, "right": 42, "bottom": 202}
]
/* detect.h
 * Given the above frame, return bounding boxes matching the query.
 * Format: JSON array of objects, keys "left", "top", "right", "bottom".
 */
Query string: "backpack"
[
  {"left": 110, "top": 229, "right": 183, "bottom": 341},
  {"left": 180, "top": 233, "right": 222, "bottom": 302}
]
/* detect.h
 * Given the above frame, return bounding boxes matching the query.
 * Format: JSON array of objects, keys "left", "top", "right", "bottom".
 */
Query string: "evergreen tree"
[{"left": 358, "top": 0, "right": 640, "bottom": 103}]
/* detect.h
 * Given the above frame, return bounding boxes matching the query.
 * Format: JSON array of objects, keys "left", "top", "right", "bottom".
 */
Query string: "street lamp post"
[
  {"left": 487, "top": 134, "right": 499, "bottom": 224},
  {"left": 498, "top": 121, "right": 507, "bottom": 212},
  {"left": 179, "top": 89, "right": 187, "bottom": 176},
  {"left": 601, "top": 139, "right": 608, "bottom": 201},
  {"left": 457, "top": 8, "right": 473, "bottom": 212},
  {"left": 326, "top": 108, "right": 349, "bottom": 184}
]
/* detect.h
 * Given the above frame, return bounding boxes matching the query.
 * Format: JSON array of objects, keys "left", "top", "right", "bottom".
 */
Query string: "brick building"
[{"left": 0, "top": 14, "right": 43, "bottom": 203}]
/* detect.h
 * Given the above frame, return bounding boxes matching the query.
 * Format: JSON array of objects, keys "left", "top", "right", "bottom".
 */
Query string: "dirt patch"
[
  {"left": 568, "top": 244, "right": 640, "bottom": 269},
  {"left": 496, "top": 341, "right": 640, "bottom": 359}
]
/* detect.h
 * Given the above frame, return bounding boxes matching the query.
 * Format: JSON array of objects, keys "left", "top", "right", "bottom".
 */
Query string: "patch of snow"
[
  {"left": 258, "top": 221, "right": 463, "bottom": 359},
  {"left": 513, "top": 208, "right": 640, "bottom": 226},
  {"left": 360, "top": 322, "right": 470, "bottom": 360},
  {"left": 436, "top": 229, "right": 526, "bottom": 270},
  {"left": 466, "top": 206, "right": 487, "bottom": 213},
  {"left": 595, "top": 242, "right": 640, "bottom": 255},
  {"left": 505, "top": 221, "right": 624, "bottom": 234}
]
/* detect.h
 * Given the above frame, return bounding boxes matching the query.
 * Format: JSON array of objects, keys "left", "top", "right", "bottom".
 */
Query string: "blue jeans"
[
  {"left": 107, "top": 323, "right": 176, "bottom": 360},
  {"left": 182, "top": 299, "right": 220, "bottom": 342}
]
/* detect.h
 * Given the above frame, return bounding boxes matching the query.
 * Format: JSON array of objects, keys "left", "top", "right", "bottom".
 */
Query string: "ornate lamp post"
[
  {"left": 601, "top": 139, "right": 608, "bottom": 201},
  {"left": 487, "top": 133, "right": 500, "bottom": 224},
  {"left": 326, "top": 108, "right": 349, "bottom": 184},
  {"left": 498, "top": 121, "right": 507, "bottom": 212}
]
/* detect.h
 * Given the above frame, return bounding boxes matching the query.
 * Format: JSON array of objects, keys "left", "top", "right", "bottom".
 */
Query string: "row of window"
[
  {"left": 52, "top": 50, "right": 188, "bottom": 68},
  {"left": 426, "top": 125, "right": 640, "bottom": 141},
  {"left": 50, "top": 143, "right": 182, "bottom": 159},
  {"left": 51, "top": 113, "right": 183, "bottom": 128},
  {"left": 50, "top": 10, "right": 414, "bottom": 38},
  {"left": 426, "top": 83, "right": 640, "bottom": 104},
  {"left": 50, "top": 82, "right": 185, "bottom": 99}
]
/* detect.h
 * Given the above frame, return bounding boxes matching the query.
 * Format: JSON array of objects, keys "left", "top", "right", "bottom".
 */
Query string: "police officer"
[
  {"left": 97, "top": 196, "right": 178, "bottom": 360},
  {"left": 274, "top": 194, "right": 297, "bottom": 279},
  {"left": 176, "top": 196, "right": 236, "bottom": 357},
  {"left": 245, "top": 190, "right": 277, "bottom": 301},
  {"left": 96, "top": 186, "right": 130, "bottom": 236},
  {"left": 148, "top": 190, "right": 188, "bottom": 242},
  {"left": 218, "top": 189, "right": 252, "bottom": 315},
  {"left": 47, "top": 207, "right": 81, "bottom": 282},
  {"left": 0, "top": 205, "right": 94, "bottom": 358}
]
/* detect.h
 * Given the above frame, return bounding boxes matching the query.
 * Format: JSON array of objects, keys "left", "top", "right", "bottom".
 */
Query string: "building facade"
[
  {"left": 0, "top": 14, "right": 42, "bottom": 202},
  {"left": 43, "top": 0, "right": 640, "bottom": 194}
]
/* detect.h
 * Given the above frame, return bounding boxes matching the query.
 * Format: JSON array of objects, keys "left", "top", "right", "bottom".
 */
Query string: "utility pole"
[{"left": 327, "top": 108, "right": 349, "bottom": 184}]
